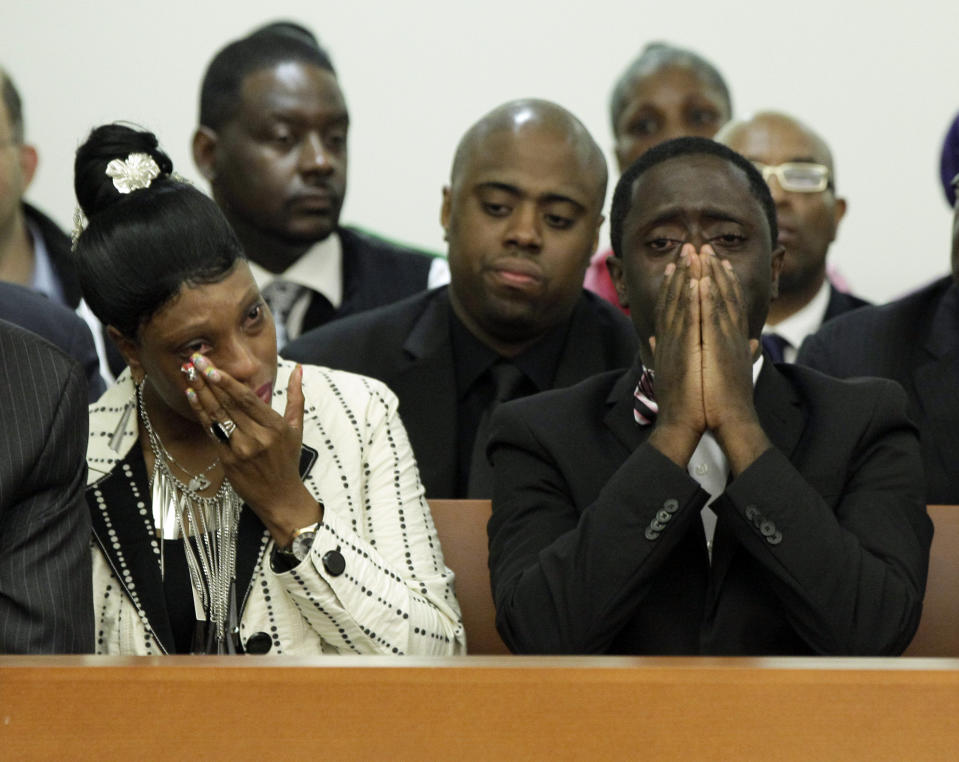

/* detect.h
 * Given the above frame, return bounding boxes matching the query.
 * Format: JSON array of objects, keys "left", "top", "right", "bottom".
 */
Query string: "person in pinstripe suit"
[{"left": 0, "top": 318, "right": 93, "bottom": 653}]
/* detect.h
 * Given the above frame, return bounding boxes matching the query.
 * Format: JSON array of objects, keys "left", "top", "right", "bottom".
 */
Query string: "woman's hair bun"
[{"left": 74, "top": 123, "right": 175, "bottom": 219}]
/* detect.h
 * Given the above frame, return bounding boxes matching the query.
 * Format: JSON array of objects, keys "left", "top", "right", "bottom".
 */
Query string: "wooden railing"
[{"left": 2, "top": 655, "right": 958, "bottom": 758}]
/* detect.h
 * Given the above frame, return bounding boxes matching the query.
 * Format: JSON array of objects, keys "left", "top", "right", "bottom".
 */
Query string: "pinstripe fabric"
[
  {"left": 0, "top": 319, "right": 93, "bottom": 653},
  {"left": 798, "top": 276, "right": 959, "bottom": 503},
  {"left": 86, "top": 361, "right": 465, "bottom": 655}
]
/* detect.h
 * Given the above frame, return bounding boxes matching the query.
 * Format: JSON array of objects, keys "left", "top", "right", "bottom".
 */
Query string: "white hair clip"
[{"left": 105, "top": 152, "right": 161, "bottom": 194}]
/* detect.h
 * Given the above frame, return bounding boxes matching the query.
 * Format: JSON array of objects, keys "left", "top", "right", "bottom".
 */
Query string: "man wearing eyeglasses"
[
  {"left": 797, "top": 170, "right": 959, "bottom": 504},
  {"left": 719, "top": 112, "right": 868, "bottom": 363}
]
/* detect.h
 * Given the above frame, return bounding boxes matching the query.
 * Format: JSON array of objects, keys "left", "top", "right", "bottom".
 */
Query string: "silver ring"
[{"left": 210, "top": 419, "right": 237, "bottom": 442}]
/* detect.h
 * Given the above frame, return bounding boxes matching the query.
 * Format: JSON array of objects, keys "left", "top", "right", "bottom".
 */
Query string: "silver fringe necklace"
[{"left": 137, "top": 378, "right": 241, "bottom": 653}]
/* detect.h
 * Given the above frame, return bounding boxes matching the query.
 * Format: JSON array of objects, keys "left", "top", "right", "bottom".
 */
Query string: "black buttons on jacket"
[
  {"left": 744, "top": 504, "right": 783, "bottom": 546},
  {"left": 245, "top": 631, "right": 272, "bottom": 654},
  {"left": 322, "top": 549, "right": 346, "bottom": 576},
  {"left": 644, "top": 499, "right": 679, "bottom": 542}
]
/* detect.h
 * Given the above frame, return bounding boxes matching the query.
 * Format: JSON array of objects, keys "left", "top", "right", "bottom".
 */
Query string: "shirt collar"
[
  {"left": 24, "top": 214, "right": 66, "bottom": 304},
  {"left": 246, "top": 232, "right": 343, "bottom": 308},
  {"left": 449, "top": 308, "right": 570, "bottom": 398},
  {"left": 764, "top": 278, "right": 831, "bottom": 352}
]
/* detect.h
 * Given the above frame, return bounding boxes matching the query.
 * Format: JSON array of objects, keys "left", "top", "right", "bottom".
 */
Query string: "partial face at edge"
[
  {"left": 609, "top": 154, "right": 783, "bottom": 363},
  {"left": 0, "top": 97, "right": 36, "bottom": 233}
]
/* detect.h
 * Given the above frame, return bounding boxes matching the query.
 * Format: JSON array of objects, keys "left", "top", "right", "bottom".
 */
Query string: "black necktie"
[
  {"left": 762, "top": 333, "right": 790, "bottom": 363},
  {"left": 467, "top": 362, "right": 528, "bottom": 498}
]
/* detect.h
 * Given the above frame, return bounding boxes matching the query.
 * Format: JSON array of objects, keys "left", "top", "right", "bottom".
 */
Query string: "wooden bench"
[
  {"left": 428, "top": 499, "right": 508, "bottom": 654},
  {"left": 429, "top": 500, "right": 958, "bottom": 656},
  {"left": 904, "top": 505, "right": 959, "bottom": 656}
]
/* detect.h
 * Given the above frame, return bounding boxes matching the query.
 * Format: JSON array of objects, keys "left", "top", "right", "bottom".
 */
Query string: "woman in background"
[
  {"left": 75, "top": 124, "right": 463, "bottom": 655},
  {"left": 584, "top": 42, "right": 733, "bottom": 311}
]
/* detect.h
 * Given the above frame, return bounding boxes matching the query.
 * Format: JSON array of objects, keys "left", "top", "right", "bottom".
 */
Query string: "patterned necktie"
[
  {"left": 467, "top": 361, "right": 529, "bottom": 498},
  {"left": 262, "top": 280, "right": 306, "bottom": 348},
  {"left": 761, "top": 333, "right": 790, "bottom": 364},
  {"left": 633, "top": 367, "right": 657, "bottom": 426}
]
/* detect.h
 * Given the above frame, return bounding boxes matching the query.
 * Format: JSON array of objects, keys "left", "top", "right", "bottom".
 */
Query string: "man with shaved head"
[
  {"left": 719, "top": 112, "right": 868, "bottom": 362},
  {"left": 284, "top": 99, "right": 637, "bottom": 497}
]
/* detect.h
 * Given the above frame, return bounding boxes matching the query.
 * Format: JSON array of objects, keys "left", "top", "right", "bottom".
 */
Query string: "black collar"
[{"left": 449, "top": 307, "right": 570, "bottom": 398}]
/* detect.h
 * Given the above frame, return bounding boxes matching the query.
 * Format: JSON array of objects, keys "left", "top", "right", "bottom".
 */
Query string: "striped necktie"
[
  {"left": 262, "top": 280, "right": 306, "bottom": 348},
  {"left": 633, "top": 367, "right": 657, "bottom": 426}
]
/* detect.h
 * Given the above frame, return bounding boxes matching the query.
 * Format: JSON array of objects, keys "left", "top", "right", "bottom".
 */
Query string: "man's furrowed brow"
[{"left": 702, "top": 209, "right": 748, "bottom": 226}]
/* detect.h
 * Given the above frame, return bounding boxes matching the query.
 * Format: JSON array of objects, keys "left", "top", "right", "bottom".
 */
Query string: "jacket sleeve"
[
  {"left": 0, "top": 361, "right": 93, "bottom": 654},
  {"left": 270, "top": 371, "right": 465, "bottom": 655},
  {"left": 487, "top": 405, "right": 710, "bottom": 654},
  {"left": 713, "top": 380, "right": 930, "bottom": 655}
]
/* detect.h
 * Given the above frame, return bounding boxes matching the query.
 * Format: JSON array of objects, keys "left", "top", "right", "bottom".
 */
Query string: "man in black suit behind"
[
  {"left": 487, "top": 137, "right": 930, "bottom": 655},
  {"left": 798, "top": 173, "right": 959, "bottom": 503},
  {"left": 284, "top": 100, "right": 637, "bottom": 497},
  {"left": 719, "top": 112, "right": 868, "bottom": 362},
  {"left": 191, "top": 23, "right": 445, "bottom": 353},
  {"left": 0, "top": 319, "right": 93, "bottom": 653}
]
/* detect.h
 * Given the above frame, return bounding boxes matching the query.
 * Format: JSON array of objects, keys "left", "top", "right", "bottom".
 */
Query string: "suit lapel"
[
  {"left": 913, "top": 285, "right": 959, "bottom": 495},
  {"left": 388, "top": 292, "right": 459, "bottom": 496},
  {"left": 89, "top": 449, "right": 175, "bottom": 653},
  {"left": 602, "top": 366, "right": 649, "bottom": 453},
  {"left": 753, "top": 359, "right": 805, "bottom": 461}
]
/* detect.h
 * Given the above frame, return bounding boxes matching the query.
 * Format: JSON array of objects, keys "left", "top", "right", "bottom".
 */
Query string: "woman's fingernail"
[
  {"left": 205, "top": 366, "right": 220, "bottom": 382},
  {"left": 185, "top": 388, "right": 197, "bottom": 402}
]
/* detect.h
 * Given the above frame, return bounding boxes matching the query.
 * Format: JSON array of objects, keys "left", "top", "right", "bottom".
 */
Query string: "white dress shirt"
[
  {"left": 763, "top": 279, "right": 831, "bottom": 363},
  {"left": 688, "top": 355, "right": 764, "bottom": 560}
]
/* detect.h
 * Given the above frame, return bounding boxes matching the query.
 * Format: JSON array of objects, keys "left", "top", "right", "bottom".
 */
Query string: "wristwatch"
[{"left": 275, "top": 522, "right": 319, "bottom": 564}]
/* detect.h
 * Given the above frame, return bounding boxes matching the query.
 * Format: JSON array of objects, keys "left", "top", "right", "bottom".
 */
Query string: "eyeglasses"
[{"left": 753, "top": 161, "right": 832, "bottom": 193}]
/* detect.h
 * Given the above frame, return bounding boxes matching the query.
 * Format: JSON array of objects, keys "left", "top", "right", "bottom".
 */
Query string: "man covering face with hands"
[{"left": 486, "top": 137, "right": 931, "bottom": 657}]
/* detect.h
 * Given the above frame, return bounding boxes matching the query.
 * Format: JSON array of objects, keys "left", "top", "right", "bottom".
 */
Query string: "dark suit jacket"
[
  {"left": 283, "top": 287, "right": 638, "bottom": 497},
  {"left": 798, "top": 275, "right": 959, "bottom": 503},
  {"left": 487, "top": 359, "right": 930, "bottom": 656},
  {"left": 0, "top": 319, "right": 93, "bottom": 653},
  {"left": 0, "top": 282, "right": 105, "bottom": 401},
  {"left": 301, "top": 226, "right": 437, "bottom": 333},
  {"left": 824, "top": 284, "right": 870, "bottom": 322},
  {"left": 23, "top": 202, "right": 82, "bottom": 309}
]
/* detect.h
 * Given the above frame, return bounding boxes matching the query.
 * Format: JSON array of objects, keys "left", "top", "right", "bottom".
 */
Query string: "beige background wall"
[{"left": 4, "top": 0, "right": 957, "bottom": 302}]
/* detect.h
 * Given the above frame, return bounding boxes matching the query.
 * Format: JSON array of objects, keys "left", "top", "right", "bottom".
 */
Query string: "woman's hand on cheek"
[{"left": 184, "top": 358, "right": 321, "bottom": 542}]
